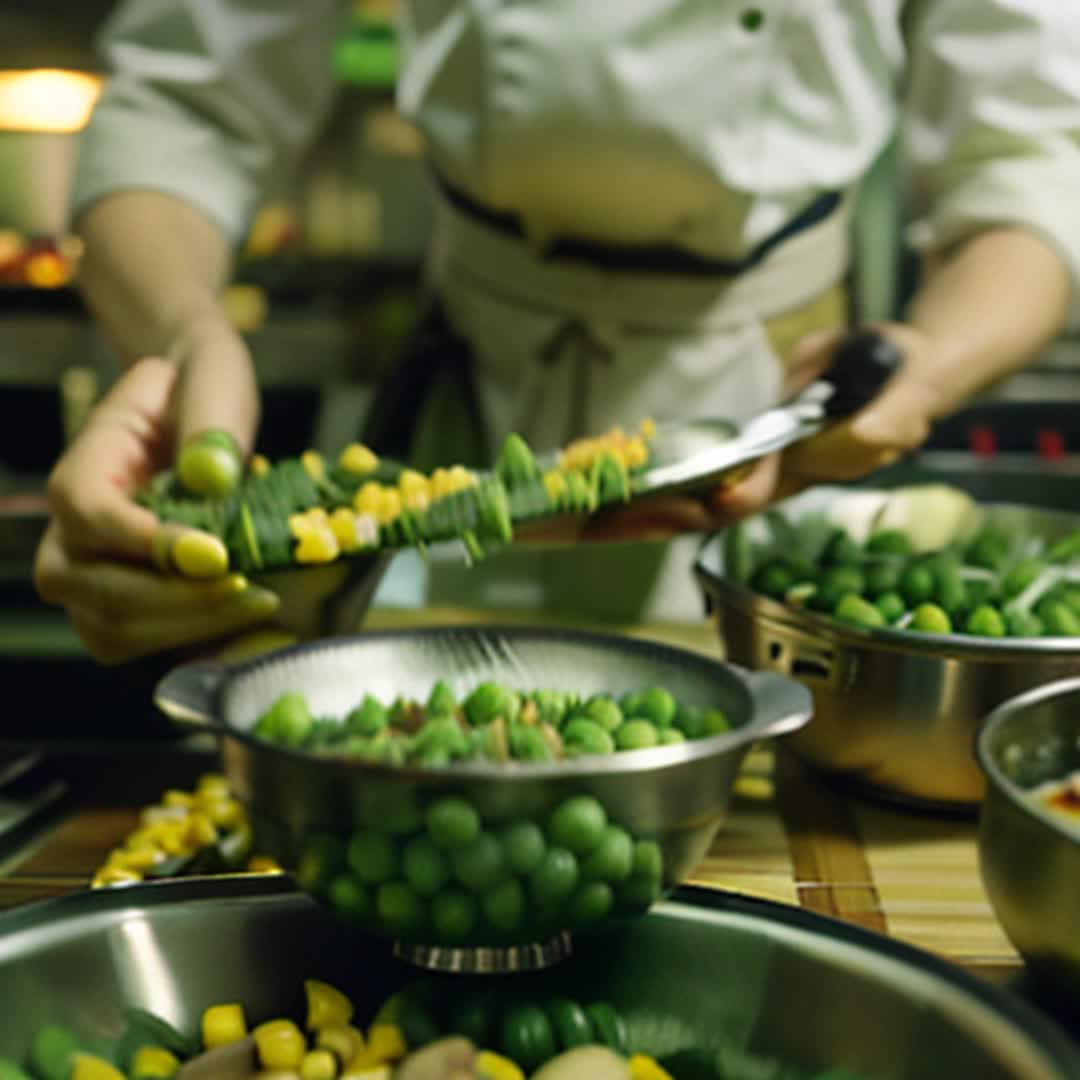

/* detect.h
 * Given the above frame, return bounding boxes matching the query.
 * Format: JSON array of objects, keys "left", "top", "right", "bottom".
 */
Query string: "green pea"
[
  {"left": 563, "top": 719, "right": 615, "bottom": 757},
  {"left": 360, "top": 787, "right": 424, "bottom": 835},
  {"left": 614, "top": 719, "right": 660, "bottom": 750},
  {"left": 451, "top": 832, "right": 507, "bottom": 892},
  {"left": 833, "top": 593, "right": 886, "bottom": 629},
  {"left": 899, "top": 562, "right": 936, "bottom": 607},
  {"left": 875, "top": 591, "right": 907, "bottom": 624},
  {"left": 865, "top": 561, "right": 902, "bottom": 597},
  {"left": 375, "top": 881, "right": 425, "bottom": 933},
  {"left": 966, "top": 527, "right": 1010, "bottom": 572},
  {"left": 365, "top": 731, "right": 409, "bottom": 768},
  {"left": 31, "top": 1024, "right": 79, "bottom": 1080},
  {"left": 1041, "top": 602, "right": 1080, "bottom": 637},
  {"left": 617, "top": 873, "right": 663, "bottom": 913},
  {"left": 177, "top": 429, "right": 242, "bottom": 498},
  {"left": 658, "top": 727, "right": 687, "bottom": 745},
  {"left": 530, "top": 690, "right": 570, "bottom": 727},
  {"left": 632, "top": 687, "right": 678, "bottom": 728},
  {"left": 255, "top": 691, "right": 313, "bottom": 747},
  {"left": 431, "top": 888, "right": 478, "bottom": 942},
  {"left": 911, "top": 602, "right": 952, "bottom": 634},
  {"left": 411, "top": 719, "right": 469, "bottom": 762},
  {"left": 0, "top": 1060, "right": 33, "bottom": 1080},
  {"left": 347, "top": 830, "right": 399, "bottom": 884},
  {"left": 567, "top": 881, "right": 614, "bottom": 925},
  {"left": 328, "top": 874, "right": 371, "bottom": 923},
  {"left": 345, "top": 693, "right": 388, "bottom": 737},
  {"left": 483, "top": 877, "right": 526, "bottom": 932},
  {"left": 699, "top": 709, "right": 730, "bottom": 736},
  {"left": 1005, "top": 609, "right": 1044, "bottom": 638},
  {"left": 581, "top": 825, "right": 634, "bottom": 883},
  {"left": 501, "top": 1005, "right": 556, "bottom": 1074},
  {"left": 509, "top": 725, "right": 555, "bottom": 762},
  {"left": 426, "top": 679, "right": 457, "bottom": 718},
  {"left": 632, "top": 840, "right": 664, "bottom": 881},
  {"left": 822, "top": 529, "right": 862, "bottom": 566},
  {"left": 402, "top": 836, "right": 451, "bottom": 897},
  {"left": 865, "top": 529, "right": 913, "bottom": 558},
  {"left": 463, "top": 681, "right": 519, "bottom": 726},
  {"left": 529, "top": 847, "right": 579, "bottom": 908},
  {"left": 673, "top": 704, "right": 703, "bottom": 738},
  {"left": 296, "top": 833, "right": 347, "bottom": 898},
  {"left": 1001, "top": 557, "right": 1048, "bottom": 600},
  {"left": 964, "top": 604, "right": 1006, "bottom": 638},
  {"left": 451, "top": 993, "right": 499, "bottom": 1047},
  {"left": 752, "top": 559, "right": 796, "bottom": 600},
  {"left": 501, "top": 821, "right": 547, "bottom": 876},
  {"left": 811, "top": 566, "right": 866, "bottom": 611},
  {"left": 548, "top": 795, "right": 607, "bottom": 854},
  {"left": 578, "top": 695, "right": 623, "bottom": 732},
  {"left": 425, "top": 796, "right": 481, "bottom": 850}
]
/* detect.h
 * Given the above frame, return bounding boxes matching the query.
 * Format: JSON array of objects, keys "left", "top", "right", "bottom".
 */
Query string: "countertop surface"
[{"left": 0, "top": 604, "right": 1073, "bottom": 1041}]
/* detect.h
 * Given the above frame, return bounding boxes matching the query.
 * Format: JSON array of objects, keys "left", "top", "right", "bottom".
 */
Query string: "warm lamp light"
[{"left": 0, "top": 69, "right": 103, "bottom": 134}]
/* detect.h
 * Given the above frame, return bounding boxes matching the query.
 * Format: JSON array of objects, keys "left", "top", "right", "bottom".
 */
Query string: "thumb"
[{"left": 173, "top": 323, "right": 260, "bottom": 458}]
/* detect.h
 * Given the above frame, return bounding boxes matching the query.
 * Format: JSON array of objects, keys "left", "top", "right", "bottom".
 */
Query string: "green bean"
[
  {"left": 1047, "top": 530, "right": 1080, "bottom": 563},
  {"left": 722, "top": 521, "right": 755, "bottom": 584},
  {"left": 1001, "top": 557, "right": 1048, "bottom": 600}
]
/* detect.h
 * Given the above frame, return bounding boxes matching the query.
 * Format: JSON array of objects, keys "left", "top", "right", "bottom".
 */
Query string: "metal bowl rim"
[
  {"left": 975, "top": 675, "right": 1080, "bottom": 849},
  {"left": 695, "top": 496, "right": 1080, "bottom": 660},
  {"left": 200, "top": 623, "right": 812, "bottom": 782}
]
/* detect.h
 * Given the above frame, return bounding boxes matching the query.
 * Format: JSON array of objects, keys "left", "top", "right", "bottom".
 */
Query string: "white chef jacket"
[{"left": 72, "top": 0, "right": 1080, "bottom": 623}]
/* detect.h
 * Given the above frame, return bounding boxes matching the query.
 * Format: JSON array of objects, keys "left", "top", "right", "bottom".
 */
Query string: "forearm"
[
  {"left": 906, "top": 227, "right": 1072, "bottom": 415},
  {"left": 76, "top": 191, "right": 239, "bottom": 365}
]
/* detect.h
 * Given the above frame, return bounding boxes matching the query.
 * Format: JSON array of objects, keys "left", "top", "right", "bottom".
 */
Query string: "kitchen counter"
[{"left": 0, "top": 605, "right": 1067, "bottom": 1032}]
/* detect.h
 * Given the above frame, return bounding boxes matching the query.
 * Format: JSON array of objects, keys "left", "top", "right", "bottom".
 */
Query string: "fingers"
[
  {"left": 174, "top": 326, "right": 260, "bottom": 458},
  {"left": 582, "top": 495, "right": 718, "bottom": 543}
]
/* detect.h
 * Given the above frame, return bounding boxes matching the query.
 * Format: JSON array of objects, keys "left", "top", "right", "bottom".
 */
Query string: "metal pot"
[
  {"left": 976, "top": 677, "right": 1080, "bottom": 1003},
  {"left": 153, "top": 625, "right": 810, "bottom": 966},
  {"left": 0, "top": 876, "right": 1076, "bottom": 1077},
  {"left": 694, "top": 487, "right": 1080, "bottom": 810}
]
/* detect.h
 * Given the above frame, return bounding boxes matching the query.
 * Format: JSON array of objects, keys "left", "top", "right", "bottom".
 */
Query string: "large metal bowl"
[
  {"left": 153, "top": 625, "right": 810, "bottom": 967},
  {"left": 694, "top": 487, "right": 1080, "bottom": 811},
  {"left": 0, "top": 876, "right": 1077, "bottom": 1077},
  {"left": 976, "top": 677, "right": 1080, "bottom": 1003}
]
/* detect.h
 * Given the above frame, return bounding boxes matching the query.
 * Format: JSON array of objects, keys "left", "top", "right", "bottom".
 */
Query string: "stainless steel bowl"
[
  {"left": 976, "top": 677, "right": 1080, "bottom": 1002},
  {"left": 153, "top": 626, "right": 810, "bottom": 966},
  {"left": 1, "top": 876, "right": 1077, "bottom": 1077},
  {"left": 694, "top": 487, "right": 1080, "bottom": 811}
]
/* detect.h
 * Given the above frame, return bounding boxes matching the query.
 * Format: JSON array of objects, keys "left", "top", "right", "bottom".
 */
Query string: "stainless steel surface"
[
  {"left": 695, "top": 487, "right": 1080, "bottom": 809},
  {"left": 0, "top": 875, "right": 1077, "bottom": 1078},
  {"left": 976, "top": 678, "right": 1080, "bottom": 1002},
  {"left": 153, "top": 626, "right": 811, "bottom": 950},
  {"left": 393, "top": 930, "right": 572, "bottom": 974}
]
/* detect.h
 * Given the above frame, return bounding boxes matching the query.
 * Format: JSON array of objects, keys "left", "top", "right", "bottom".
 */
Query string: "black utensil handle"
[{"left": 821, "top": 328, "right": 904, "bottom": 419}]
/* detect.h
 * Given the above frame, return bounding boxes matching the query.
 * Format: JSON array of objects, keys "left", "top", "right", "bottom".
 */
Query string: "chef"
[{"left": 33, "top": 1, "right": 1080, "bottom": 661}]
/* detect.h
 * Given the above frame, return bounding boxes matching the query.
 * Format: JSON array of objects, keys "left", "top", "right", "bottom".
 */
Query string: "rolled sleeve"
[
  {"left": 902, "top": 0, "right": 1080, "bottom": 328},
  {"left": 72, "top": 0, "right": 341, "bottom": 245}
]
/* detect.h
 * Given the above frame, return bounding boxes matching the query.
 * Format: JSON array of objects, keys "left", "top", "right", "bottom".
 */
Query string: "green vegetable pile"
[
  {"left": 297, "top": 791, "right": 667, "bottom": 945},
  {"left": 252, "top": 681, "right": 730, "bottom": 766},
  {"left": 725, "top": 509, "right": 1080, "bottom": 638}
]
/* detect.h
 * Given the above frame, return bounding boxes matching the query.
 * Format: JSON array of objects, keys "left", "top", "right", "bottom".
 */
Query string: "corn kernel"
[
  {"left": 204, "top": 797, "right": 245, "bottom": 830},
  {"left": 446, "top": 465, "right": 475, "bottom": 492},
  {"left": 70, "top": 1054, "right": 126, "bottom": 1080},
  {"left": 301, "top": 450, "right": 327, "bottom": 483},
  {"left": 628, "top": 1054, "right": 675, "bottom": 1080},
  {"left": 542, "top": 470, "right": 567, "bottom": 504},
  {"left": 364, "top": 1024, "right": 406, "bottom": 1063},
  {"left": 155, "top": 820, "right": 190, "bottom": 857},
  {"left": 122, "top": 845, "right": 166, "bottom": 872},
  {"left": 161, "top": 789, "right": 195, "bottom": 810},
  {"left": 130, "top": 1045, "right": 181, "bottom": 1078},
  {"left": 250, "top": 453, "right": 271, "bottom": 476},
  {"left": 316, "top": 1024, "right": 364, "bottom": 1065},
  {"left": 352, "top": 481, "right": 383, "bottom": 516},
  {"left": 247, "top": 855, "right": 283, "bottom": 874},
  {"left": 403, "top": 488, "right": 429, "bottom": 513},
  {"left": 254, "top": 1019, "right": 307, "bottom": 1071},
  {"left": 294, "top": 522, "right": 340, "bottom": 564},
  {"left": 624, "top": 436, "right": 649, "bottom": 468},
  {"left": 305, "top": 979, "right": 354, "bottom": 1031},
  {"left": 202, "top": 1003, "right": 247, "bottom": 1049},
  {"left": 184, "top": 811, "right": 218, "bottom": 849},
  {"left": 339, "top": 443, "right": 379, "bottom": 476},
  {"left": 475, "top": 1050, "right": 525, "bottom": 1080},
  {"left": 197, "top": 773, "right": 230, "bottom": 798},
  {"left": 639, "top": 417, "right": 656, "bottom": 439},
  {"left": 91, "top": 866, "right": 142, "bottom": 888},
  {"left": 140, "top": 805, "right": 188, "bottom": 826},
  {"left": 289, "top": 512, "right": 315, "bottom": 540},
  {"left": 341, "top": 1065, "right": 391, "bottom": 1080},
  {"left": 428, "top": 467, "right": 452, "bottom": 500},
  {"left": 300, "top": 1048, "right": 339, "bottom": 1080},
  {"left": 397, "top": 469, "right": 428, "bottom": 498},
  {"left": 375, "top": 488, "right": 402, "bottom": 526}
]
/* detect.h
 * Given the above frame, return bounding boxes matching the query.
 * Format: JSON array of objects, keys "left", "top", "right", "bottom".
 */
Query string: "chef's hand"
[
  {"left": 33, "top": 348, "right": 280, "bottom": 665},
  {"left": 581, "top": 323, "right": 936, "bottom": 541}
]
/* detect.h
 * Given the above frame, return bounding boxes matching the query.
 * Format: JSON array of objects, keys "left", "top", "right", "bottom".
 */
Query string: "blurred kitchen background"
[{"left": 1, "top": 0, "right": 1080, "bottom": 742}]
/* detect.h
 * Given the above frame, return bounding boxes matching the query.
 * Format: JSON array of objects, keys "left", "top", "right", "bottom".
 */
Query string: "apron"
[{"left": 365, "top": 185, "right": 852, "bottom": 624}]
